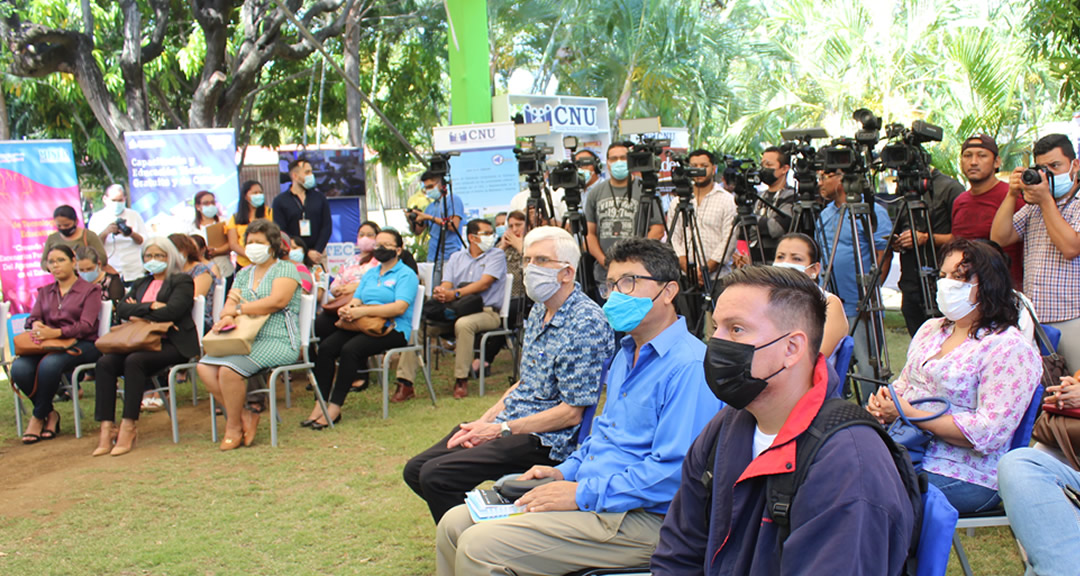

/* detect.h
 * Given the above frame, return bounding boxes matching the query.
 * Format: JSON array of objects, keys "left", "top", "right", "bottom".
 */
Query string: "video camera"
[
  {"left": 780, "top": 127, "right": 829, "bottom": 203},
  {"left": 628, "top": 137, "right": 668, "bottom": 174},
  {"left": 669, "top": 154, "right": 708, "bottom": 200},
  {"left": 426, "top": 151, "right": 459, "bottom": 179},
  {"left": 552, "top": 136, "right": 587, "bottom": 212},
  {"left": 513, "top": 145, "right": 552, "bottom": 178},
  {"left": 719, "top": 156, "right": 763, "bottom": 208},
  {"left": 882, "top": 120, "right": 942, "bottom": 197}
]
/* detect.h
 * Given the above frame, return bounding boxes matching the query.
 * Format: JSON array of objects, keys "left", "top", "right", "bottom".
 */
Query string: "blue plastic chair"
[{"left": 1039, "top": 324, "right": 1062, "bottom": 356}]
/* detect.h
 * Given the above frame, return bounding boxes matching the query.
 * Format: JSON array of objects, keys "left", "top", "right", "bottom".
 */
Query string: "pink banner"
[{"left": 0, "top": 141, "right": 81, "bottom": 314}]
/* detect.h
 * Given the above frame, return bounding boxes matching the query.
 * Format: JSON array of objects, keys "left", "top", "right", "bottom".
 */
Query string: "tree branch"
[{"left": 141, "top": 0, "right": 171, "bottom": 63}]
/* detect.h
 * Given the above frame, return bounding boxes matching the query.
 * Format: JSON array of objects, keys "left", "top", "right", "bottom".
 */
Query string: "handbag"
[
  {"left": 95, "top": 317, "right": 174, "bottom": 355},
  {"left": 335, "top": 315, "right": 393, "bottom": 338},
  {"left": 1032, "top": 407, "right": 1080, "bottom": 470},
  {"left": 1021, "top": 297, "right": 1069, "bottom": 394},
  {"left": 885, "top": 383, "right": 952, "bottom": 472},
  {"left": 13, "top": 332, "right": 78, "bottom": 356},
  {"left": 321, "top": 293, "right": 353, "bottom": 314},
  {"left": 202, "top": 313, "right": 270, "bottom": 356}
]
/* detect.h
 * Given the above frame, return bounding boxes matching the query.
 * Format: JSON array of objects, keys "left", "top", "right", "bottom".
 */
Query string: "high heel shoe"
[
  {"left": 110, "top": 421, "right": 137, "bottom": 456},
  {"left": 40, "top": 411, "right": 61, "bottom": 440},
  {"left": 241, "top": 410, "right": 260, "bottom": 447},
  {"left": 92, "top": 422, "right": 118, "bottom": 457},
  {"left": 220, "top": 430, "right": 244, "bottom": 451}
]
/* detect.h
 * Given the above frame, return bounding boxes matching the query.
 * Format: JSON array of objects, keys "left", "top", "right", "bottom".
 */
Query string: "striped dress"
[{"left": 200, "top": 259, "right": 302, "bottom": 377}]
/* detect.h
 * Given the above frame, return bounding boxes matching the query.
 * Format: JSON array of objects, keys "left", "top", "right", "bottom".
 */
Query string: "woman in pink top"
[
  {"left": 868, "top": 239, "right": 1041, "bottom": 513},
  {"left": 315, "top": 221, "right": 380, "bottom": 340},
  {"left": 12, "top": 245, "right": 103, "bottom": 444}
]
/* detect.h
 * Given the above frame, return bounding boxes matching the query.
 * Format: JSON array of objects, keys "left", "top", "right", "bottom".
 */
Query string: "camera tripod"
[
  {"left": 789, "top": 187, "right": 824, "bottom": 238},
  {"left": 886, "top": 184, "right": 942, "bottom": 323},
  {"left": 666, "top": 184, "right": 718, "bottom": 337},
  {"left": 819, "top": 176, "right": 892, "bottom": 405},
  {"left": 633, "top": 173, "right": 666, "bottom": 239}
]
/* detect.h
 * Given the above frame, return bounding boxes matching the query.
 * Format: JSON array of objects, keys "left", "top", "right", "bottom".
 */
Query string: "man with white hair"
[
  {"left": 404, "top": 226, "right": 615, "bottom": 524},
  {"left": 88, "top": 183, "right": 146, "bottom": 283}
]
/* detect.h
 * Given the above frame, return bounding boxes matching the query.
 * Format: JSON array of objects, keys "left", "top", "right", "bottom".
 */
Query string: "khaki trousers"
[
  {"left": 397, "top": 308, "right": 501, "bottom": 382},
  {"left": 435, "top": 503, "right": 662, "bottom": 576}
]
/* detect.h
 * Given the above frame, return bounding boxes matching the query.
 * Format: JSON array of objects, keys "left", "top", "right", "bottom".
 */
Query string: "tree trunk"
[
  {"left": 119, "top": 0, "right": 151, "bottom": 131},
  {"left": 344, "top": 6, "right": 363, "bottom": 148},
  {"left": 0, "top": 85, "right": 9, "bottom": 141}
]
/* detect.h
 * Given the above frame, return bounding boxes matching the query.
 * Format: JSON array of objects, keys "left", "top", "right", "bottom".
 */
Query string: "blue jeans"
[
  {"left": 998, "top": 448, "right": 1080, "bottom": 576},
  {"left": 925, "top": 472, "right": 1000, "bottom": 514},
  {"left": 11, "top": 341, "right": 100, "bottom": 419}
]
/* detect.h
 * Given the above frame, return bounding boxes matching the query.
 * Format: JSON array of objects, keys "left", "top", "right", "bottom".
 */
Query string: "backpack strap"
[{"left": 767, "top": 399, "right": 923, "bottom": 575}]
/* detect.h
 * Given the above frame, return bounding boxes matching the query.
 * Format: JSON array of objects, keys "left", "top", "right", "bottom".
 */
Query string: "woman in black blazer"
[{"left": 93, "top": 238, "right": 198, "bottom": 457}]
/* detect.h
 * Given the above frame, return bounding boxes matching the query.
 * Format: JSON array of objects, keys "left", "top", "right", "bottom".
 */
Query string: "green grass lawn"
[{"left": 0, "top": 317, "right": 1024, "bottom": 575}]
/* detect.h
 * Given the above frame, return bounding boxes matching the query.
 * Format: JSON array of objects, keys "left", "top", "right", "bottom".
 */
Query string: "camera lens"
[{"left": 1021, "top": 168, "right": 1043, "bottom": 186}]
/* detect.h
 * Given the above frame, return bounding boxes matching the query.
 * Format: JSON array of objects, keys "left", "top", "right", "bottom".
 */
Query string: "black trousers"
[
  {"left": 94, "top": 339, "right": 188, "bottom": 422},
  {"left": 11, "top": 340, "right": 100, "bottom": 420},
  {"left": 314, "top": 328, "right": 407, "bottom": 406},
  {"left": 314, "top": 310, "right": 339, "bottom": 341},
  {"left": 403, "top": 426, "right": 558, "bottom": 524}
]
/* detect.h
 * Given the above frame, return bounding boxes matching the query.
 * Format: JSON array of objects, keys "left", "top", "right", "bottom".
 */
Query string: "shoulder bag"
[
  {"left": 886, "top": 383, "right": 952, "bottom": 472},
  {"left": 335, "top": 315, "right": 392, "bottom": 338},
  {"left": 202, "top": 313, "right": 270, "bottom": 357},
  {"left": 13, "top": 332, "right": 78, "bottom": 356},
  {"left": 95, "top": 317, "right": 175, "bottom": 355}
]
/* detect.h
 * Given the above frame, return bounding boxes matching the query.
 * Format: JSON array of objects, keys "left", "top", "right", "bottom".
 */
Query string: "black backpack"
[{"left": 702, "top": 399, "right": 925, "bottom": 575}]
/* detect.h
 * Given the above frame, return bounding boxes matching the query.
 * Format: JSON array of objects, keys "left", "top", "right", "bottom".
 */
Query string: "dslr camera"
[
  {"left": 115, "top": 218, "right": 133, "bottom": 237},
  {"left": 1022, "top": 165, "right": 1051, "bottom": 186}
]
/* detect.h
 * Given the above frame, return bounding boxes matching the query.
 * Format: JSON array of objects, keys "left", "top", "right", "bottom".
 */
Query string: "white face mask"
[
  {"left": 524, "top": 263, "right": 564, "bottom": 303},
  {"left": 936, "top": 277, "right": 978, "bottom": 321},
  {"left": 476, "top": 234, "right": 496, "bottom": 253},
  {"left": 773, "top": 261, "right": 809, "bottom": 274},
  {"left": 246, "top": 243, "right": 272, "bottom": 264}
]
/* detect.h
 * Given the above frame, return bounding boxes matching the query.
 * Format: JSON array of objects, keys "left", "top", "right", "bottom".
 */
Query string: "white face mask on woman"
[
  {"left": 936, "top": 277, "right": 978, "bottom": 321},
  {"left": 246, "top": 243, "right": 272, "bottom": 264}
]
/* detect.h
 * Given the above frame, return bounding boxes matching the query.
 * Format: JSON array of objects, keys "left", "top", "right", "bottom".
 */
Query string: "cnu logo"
[
  {"left": 449, "top": 128, "right": 497, "bottom": 144},
  {"left": 521, "top": 104, "right": 598, "bottom": 129}
]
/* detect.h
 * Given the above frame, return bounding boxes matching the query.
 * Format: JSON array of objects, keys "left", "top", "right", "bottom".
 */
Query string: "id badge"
[{"left": 299, "top": 219, "right": 312, "bottom": 236}]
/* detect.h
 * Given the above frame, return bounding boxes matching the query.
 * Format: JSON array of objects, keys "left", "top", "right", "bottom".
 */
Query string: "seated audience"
[
  {"left": 92, "top": 238, "right": 197, "bottom": 457},
  {"left": 999, "top": 446, "right": 1080, "bottom": 576},
  {"left": 13, "top": 245, "right": 103, "bottom": 444},
  {"left": 287, "top": 235, "right": 326, "bottom": 300},
  {"left": 75, "top": 246, "right": 124, "bottom": 303},
  {"left": 197, "top": 220, "right": 303, "bottom": 450},
  {"left": 41, "top": 204, "right": 108, "bottom": 272},
  {"left": 187, "top": 190, "right": 235, "bottom": 286},
  {"left": 315, "top": 221, "right": 380, "bottom": 339},
  {"left": 867, "top": 239, "right": 1041, "bottom": 513},
  {"left": 652, "top": 266, "right": 914, "bottom": 574},
  {"left": 435, "top": 238, "right": 719, "bottom": 575},
  {"left": 772, "top": 233, "right": 849, "bottom": 357},
  {"left": 301, "top": 229, "right": 418, "bottom": 428},
  {"left": 169, "top": 233, "right": 216, "bottom": 300},
  {"left": 226, "top": 180, "right": 272, "bottom": 269},
  {"left": 428, "top": 219, "right": 507, "bottom": 399},
  {"left": 405, "top": 226, "right": 614, "bottom": 523}
]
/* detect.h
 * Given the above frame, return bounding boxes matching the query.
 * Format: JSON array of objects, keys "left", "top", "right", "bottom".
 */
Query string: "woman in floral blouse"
[{"left": 868, "top": 239, "right": 1041, "bottom": 513}]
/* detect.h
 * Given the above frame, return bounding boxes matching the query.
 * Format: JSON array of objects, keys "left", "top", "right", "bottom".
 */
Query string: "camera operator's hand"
[
  {"left": 732, "top": 252, "right": 751, "bottom": 269},
  {"left": 1020, "top": 169, "right": 1054, "bottom": 208},
  {"left": 892, "top": 230, "right": 927, "bottom": 251},
  {"left": 1008, "top": 167, "right": 1027, "bottom": 199},
  {"left": 102, "top": 222, "right": 120, "bottom": 237}
]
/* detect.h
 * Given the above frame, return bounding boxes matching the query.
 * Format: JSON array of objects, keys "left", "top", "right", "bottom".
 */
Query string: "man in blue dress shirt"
[
  {"left": 815, "top": 169, "right": 891, "bottom": 397},
  {"left": 435, "top": 238, "right": 722, "bottom": 576}
]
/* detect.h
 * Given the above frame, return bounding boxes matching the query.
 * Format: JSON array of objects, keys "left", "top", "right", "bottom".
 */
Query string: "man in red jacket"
[{"left": 651, "top": 266, "right": 914, "bottom": 575}]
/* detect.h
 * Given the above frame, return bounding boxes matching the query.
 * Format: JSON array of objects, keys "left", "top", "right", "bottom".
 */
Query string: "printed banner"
[
  {"left": 0, "top": 140, "right": 82, "bottom": 313},
  {"left": 324, "top": 242, "right": 355, "bottom": 278},
  {"left": 125, "top": 129, "right": 238, "bottom": 235},
  {"left": 433, "top": 122, "right": 520, "bottom": 210}
]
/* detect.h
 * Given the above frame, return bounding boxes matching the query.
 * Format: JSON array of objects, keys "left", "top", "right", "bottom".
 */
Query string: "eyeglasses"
[
  {"left": 144, "top": 253, "right": 169, "bottom": 262},
  {"left": 599, "top": 275, "right": 667, "bottom": 299},
  {"left": 522, "top": 255, "right": 569, "bottom": 267}
]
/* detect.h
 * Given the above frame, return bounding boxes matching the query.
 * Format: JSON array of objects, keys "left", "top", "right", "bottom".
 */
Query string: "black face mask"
[
  {"left": 759, "top": 167, "right": 779, "bottom": 186},
  {"left": 704, "top": 332, "right": 790, "bottom": 409},
  {"left": 57, "top": 226, "right": 77, "bottom": 238},
  {"left": 372, "top": 247, "right": 397, "bottom": 263}
]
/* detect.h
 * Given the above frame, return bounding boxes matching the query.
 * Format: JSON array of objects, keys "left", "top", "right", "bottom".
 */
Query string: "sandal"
[
  {"left": 141, "top": 395, "right": 165, "bottom": 413},
  {"left": 40, "top": 412, "right": 61, "bottom": 440},
  {"left": 21, "top": 433, "right": 41, "bottom": 445}
]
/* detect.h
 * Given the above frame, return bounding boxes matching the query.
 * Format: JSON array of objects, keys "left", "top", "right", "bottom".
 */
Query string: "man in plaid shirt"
[
  {"left": 992, "top": 133, "right": 1080, "bottom": 370},
  {"left": 667, "top": 149, "right": 737, "bottom": 285}
]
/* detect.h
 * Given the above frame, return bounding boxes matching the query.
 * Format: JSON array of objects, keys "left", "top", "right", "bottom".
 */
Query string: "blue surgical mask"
[
  {"left": 200, "top": 205, "right": 218, "bottom": 219},
  {"left": 110, "top": 200, "right": 125, "bottom": 216},
  {"left": 426, "top": 186, "right": 441, "bottom": 200},
  {"left": 289, "top": 248, "right": 305, "bottom": 263},
  {"left": 1052, "top": 170, "right": 1075, "bottom": 199},
  {"left": 602, "top": 290, "right": 661, "bottom": 332},
  {"left": 495, "top": 225, "right": 506, "bottom": 237},
  {"left": 578, "top": 168, "right": 590, "bottom": 183},
  {"left": 303, "top": 174, "right": 316, "bottom": 189},
  {"left": 143, "top": 260, "right": 167, "bottom": 275},
  {"left": 250, "top": 193, "right": 265, "bottom": 208},
  {"left": 79, "top": 269, "right": 99, "bottom": 283},
  {"left": 610, "top": 160, "right": 629, "bottom": 181}
]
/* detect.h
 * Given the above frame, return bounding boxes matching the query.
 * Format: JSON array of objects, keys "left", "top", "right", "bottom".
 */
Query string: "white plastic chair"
[
  {"left": 211, "top": 280, "right": 226, "bottom": 324},
  {"left": 478, "top": 273, "right": 518, "bottom": 396},
  {"left": 417, "top": 263, "right": 434, "bottom": 298},
  {"left": 211, "top": 294, "right": 320, "bottom": 447},
  {"left": 144, "top": 295, "right": 205, "bottom": 443}
]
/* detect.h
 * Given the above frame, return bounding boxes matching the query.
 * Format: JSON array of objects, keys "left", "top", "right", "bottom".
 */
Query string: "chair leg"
[
  {"left": 167, "top": 368, "right": 180, "bottom": 444},
  {"left": 381, "top": 352, "right": 391, "bottom": 420},
  {"left": 267, "top": 370, "right": 279, "bottom": 448},
  {"left": 479, "top": 333, "right": 490, "bottom": 397},
  {"left": 420, "top": 353, "right": 436, "bottom": 407},
  {"left": 210, "top": 395, "right": 220, "bottom": 443},
  {"left": 13, "top": 390, "right": 24, "bottom": 436},
  {"left": 191, "top": 366, "right": 199, "bottom": 406},
  {"left": 284, "top": 371, "right": 291, "bottom": 409},
  {"left": 953, "top": 531, "right": 975, "bottom": 576},
  {"left": 64, "top": 374, "right": 82, "bottom": 439}
]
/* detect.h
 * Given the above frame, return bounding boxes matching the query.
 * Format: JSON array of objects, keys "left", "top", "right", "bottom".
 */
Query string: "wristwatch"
[
  {"left": 454, "top": 290, "right": 461, "bottom": 299},
  {"left": 499, "top": 422, "right": 512, "bottom": 437}
]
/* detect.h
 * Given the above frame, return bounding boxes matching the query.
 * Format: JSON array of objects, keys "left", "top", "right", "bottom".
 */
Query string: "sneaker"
[
  {"left": 453, "top": 379, "right": 469, "bottom": 399},
  {"left": 390, "top": 382, "right": 416, "bottom": 403}
]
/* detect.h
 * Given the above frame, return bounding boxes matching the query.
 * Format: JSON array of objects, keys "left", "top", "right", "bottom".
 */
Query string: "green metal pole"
[{"left": 446, "top": 0, "right": 492, "bottom": 125}]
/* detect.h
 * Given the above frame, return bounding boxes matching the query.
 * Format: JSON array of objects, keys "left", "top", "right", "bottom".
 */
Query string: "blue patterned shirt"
[
  {"left": 556, "top": 316, "right": 723, "bottom": 514},
  {"left": 496, "top": 286, "right": 615, "bottom": 461}
]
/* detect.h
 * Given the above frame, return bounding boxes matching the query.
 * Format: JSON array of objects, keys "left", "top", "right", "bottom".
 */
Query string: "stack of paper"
[{"left": 464, "top": 489, "right": 525, "bottom": 522}]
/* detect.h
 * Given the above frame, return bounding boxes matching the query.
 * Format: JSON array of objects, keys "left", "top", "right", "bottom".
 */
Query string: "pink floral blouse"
[
  {"left": 330, "top": 255, "right": 378, "bottom": 292},
  {"left": 893, "top": 318, "right": 1041, "bottom": 489}
]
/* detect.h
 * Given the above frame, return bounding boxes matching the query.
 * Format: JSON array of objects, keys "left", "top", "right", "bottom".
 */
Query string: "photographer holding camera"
[
  {"left": 412, "top": 170, "right": 465, "bottom": 262},
  {"left": 667, "top": 149, "right": 736, "bottom": 281},
  {"left": 992, "top": 133, "right": 1080, "bottom": 369},
  {"left": 753, "top": 146, "right": 797, "bottom": 262},
  {"left": 89, "top": 184, "right": 146, "bottom": 284},
  {"left": 584, "top": 142, "right": 665, "bottom": 290}
]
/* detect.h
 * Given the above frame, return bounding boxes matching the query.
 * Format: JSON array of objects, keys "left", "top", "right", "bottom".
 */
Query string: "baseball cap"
[{"left": 961, "top": 134, "right": 999, "bottom": 157}]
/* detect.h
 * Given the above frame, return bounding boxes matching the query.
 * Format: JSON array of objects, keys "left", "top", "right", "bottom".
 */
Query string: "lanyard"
[{"left": 293, "top": 192, "right": 306, "bottom": 220}]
